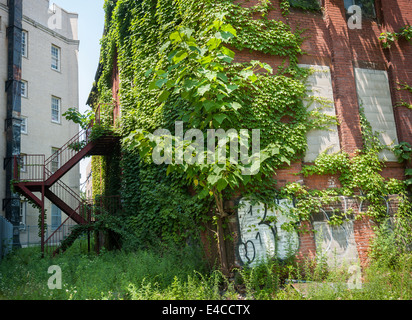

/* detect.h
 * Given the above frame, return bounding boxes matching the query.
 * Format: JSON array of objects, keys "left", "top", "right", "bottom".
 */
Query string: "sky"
[
  {"left": 50, "top": 0, "right": 105, "bottom": 189},
  {"left": 50, "top": 0, "right": 105, "bottom": 114}
]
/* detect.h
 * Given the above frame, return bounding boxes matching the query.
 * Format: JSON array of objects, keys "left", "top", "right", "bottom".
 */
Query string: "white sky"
[{"left": 50, "top": 1, "right": 105, "bottom": 189}]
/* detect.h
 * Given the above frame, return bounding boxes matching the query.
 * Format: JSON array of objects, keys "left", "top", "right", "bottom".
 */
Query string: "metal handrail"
[{"left": 13, "top": 154, "right": 45, "bottom": 182}]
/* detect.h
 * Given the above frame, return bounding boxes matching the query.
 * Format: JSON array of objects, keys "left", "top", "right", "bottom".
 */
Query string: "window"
[
  {"left": 354, "top": 68, "right": 398, "bottom": 161},
  {"left": 289, "top": 0, "right": 320, "bottom": 11},
  {"left": 299, "top": 65, "right": 341, "bottom": 162},
  {"left": 51, "top": 204, "right": 61, "bottom": 230},
  {"left": 22, "top": 30, "right": 28, "bottom": 57},
  {"left": 344, "top": 0, "right": 376, "bottom": 19},
  {"left": 21, "top": 80, "right": 27, "bottom": 98},
  {"left": 51, "top": 96, "right": 61, "bottom": 123},
  {"left": 21, "top": 117, "right": 27, "bottom": 134},
  {"left": 51, "top": 44, "right": 60, "bottom": 71},
  {"left": 51, "top": 147, "right": 60, "bottom": 173},
  {"left": 20, "top": 201, "right": 27, "bottom": 228}
]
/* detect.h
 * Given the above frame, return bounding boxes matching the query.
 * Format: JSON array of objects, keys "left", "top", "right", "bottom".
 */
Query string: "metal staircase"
[{"left": 12, "top": 112, "right": 120, "bottom": 256}]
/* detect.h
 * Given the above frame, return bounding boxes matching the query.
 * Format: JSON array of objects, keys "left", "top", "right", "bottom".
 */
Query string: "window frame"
[
  {"left": 51, "top": 96, "right": 61, "bottom": 124},
  {"left": 344, "top": 0, "right": 377, "bottom": 19},
  {"left": 21, "top": 80, "right": 28, "bottom": 98},
  {"left": 289, "top": 0, "right": 321, "bottom": 11},
  {"left": 22, "top": 30, "right": 28, "bottom": 58},
  {"left": 51, "top": 204, "right": 62, "bottom": 230},
  {"left": 51, "top": 147, "right": 61, "bottom": 173},
  {"left": 51, "top": 44, "right": 61, "bottom": 71}
]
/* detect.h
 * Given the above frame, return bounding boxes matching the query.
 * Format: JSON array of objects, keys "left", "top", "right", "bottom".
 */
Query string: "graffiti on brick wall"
[
  {"left": 237, "top": 199, "right": 299, "bottom": 266},
  {"left": 237, "top": 195, "right": 394, "bottom": 267}
]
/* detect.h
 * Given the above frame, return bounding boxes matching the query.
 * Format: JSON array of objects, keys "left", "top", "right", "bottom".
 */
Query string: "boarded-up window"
[
  {"left": 299, "top": 65, "right": 341, "bottom": 162},
  {"left": 354, "top": 68, "right": 398, "bottom": 161}
]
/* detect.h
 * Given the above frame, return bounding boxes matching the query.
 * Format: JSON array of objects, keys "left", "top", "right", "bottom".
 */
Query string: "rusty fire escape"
[{"left": 12, "top": 106, "right": 120, "bottom": 256}]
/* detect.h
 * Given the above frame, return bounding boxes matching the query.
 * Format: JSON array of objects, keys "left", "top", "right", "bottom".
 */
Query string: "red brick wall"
[
  {"left": 233, "top": 0, "right": 411, "bottom": 167},
  {"left": 231, "top": 0, "right": 411, "bottom": 268},
  {"left": 110, "top": 0, "right": 410, "bottom": 269}
]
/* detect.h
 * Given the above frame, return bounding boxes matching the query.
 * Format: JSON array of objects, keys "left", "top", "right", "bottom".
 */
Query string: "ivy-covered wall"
[{"left": 89, "top": 0, "right": 411, "bottom": 267}]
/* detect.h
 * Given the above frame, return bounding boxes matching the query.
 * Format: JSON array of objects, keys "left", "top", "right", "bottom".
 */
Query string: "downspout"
[{"left": 4, "top": 0, "right": 22, "bottom": 248}]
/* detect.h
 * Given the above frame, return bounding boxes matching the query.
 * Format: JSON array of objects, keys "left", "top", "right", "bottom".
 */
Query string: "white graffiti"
[{"left": 237, "top": 199, "right": 299, "bottom": 266}]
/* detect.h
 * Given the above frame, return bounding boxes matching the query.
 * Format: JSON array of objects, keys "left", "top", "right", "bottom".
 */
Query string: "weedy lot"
[{"left": 0, "top": 236, "right": 410, "bottom": 300}]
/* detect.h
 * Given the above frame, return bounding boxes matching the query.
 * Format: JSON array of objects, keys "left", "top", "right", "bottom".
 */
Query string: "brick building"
[
  {"left": 228, "top": 0, "right": 412, "bottom": 269},
  {"left": 90, "top": 0, "right": 411, "bottom": 269}
]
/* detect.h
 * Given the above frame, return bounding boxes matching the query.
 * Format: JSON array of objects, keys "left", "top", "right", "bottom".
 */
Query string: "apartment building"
[{"left": 0, "top": 0, "right": 80, "bottom": 247}]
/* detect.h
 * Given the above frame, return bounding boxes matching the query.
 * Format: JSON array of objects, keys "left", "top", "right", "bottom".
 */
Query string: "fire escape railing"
[{"left": 12, "top": 104, "right": 120, "bottom": 256}]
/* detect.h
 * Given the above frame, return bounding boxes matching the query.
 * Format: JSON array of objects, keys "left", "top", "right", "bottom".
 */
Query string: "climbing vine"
[
  {"left": 284, "top": 108, "right": 412, "bottom": 227},
  {"left": 379, "top": 25, "right": 412, "bottom": 49},
  {"left": 395, "top": 82, "right": 412, "bottom": 110},
  {"left": 89, "top": 0, "right": 410, "bottom": 267}
]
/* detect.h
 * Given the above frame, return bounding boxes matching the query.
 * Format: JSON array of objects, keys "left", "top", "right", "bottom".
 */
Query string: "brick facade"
[
  {"left": 108, "top": 0, "right": 411, "bottom": 269},
  {"left": 228, "top": 0, "right": 411, "bottom": 269}
]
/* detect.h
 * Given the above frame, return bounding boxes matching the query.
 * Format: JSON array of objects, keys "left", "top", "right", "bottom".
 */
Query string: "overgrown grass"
[{"left": 0, "top": 229, "right": 410, "bottom": 300}]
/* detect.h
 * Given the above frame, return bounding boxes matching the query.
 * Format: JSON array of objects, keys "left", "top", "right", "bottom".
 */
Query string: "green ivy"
[
  {"left": 288, "top": 0, "right": 321, "bottom": 12},
  {"left": 379, "top": 25, "right": 412, "bottom": 49},
  {"left": 292, "top": 109, "right": 412, "bottom": 226},
  {"left": 90, "top": 0, "right": 409, "bottom": 251},
  {"left": 393, "top": 141, "right": 412, "bottom": 188}
]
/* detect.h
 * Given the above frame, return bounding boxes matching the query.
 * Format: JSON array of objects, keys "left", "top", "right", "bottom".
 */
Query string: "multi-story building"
[
  {"left": 0, "top": 0, "right": 80, "bottom": 247},
  {"left": 87, "top": 0, "right": 412, "bottom": 270}
]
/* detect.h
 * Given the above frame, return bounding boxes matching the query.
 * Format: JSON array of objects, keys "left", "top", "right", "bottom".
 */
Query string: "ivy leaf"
[
  {"left": 159, "top": 41, "right": 171, "bottom": 53},
  {"left": 179, "top": 27, "right": 194, "bottom": 39},
  {"left": 241, "top": 174, "right": 251, "bottom": 186},
  {"left": 280, "top": 156, "right": 291, "bottom": 166},
  {"left": 205, "top": 71, "right": 218, "bottom": 81},
  {"left": 226, "top": 84, "right": 238, "bottom": 93},
  {"left": 144, "top": 68, "right": 153, "bottom": 77},
  {"left": 197, "top": 84, "right": 211, "bottom": 96},
  {"left": 183, "top": 79, "right": 198, "bottom": 90},
  {"left": 207, "top": 38, "right": 222, "bottom": 51},
  {"left": 217, "top": 54, "right": 233, "bottom": 64},
  {"left": 229, "top": 102, "right": 242, "bottom": 111},
  {"left": 200, "top": 55, "right": 213, "bottom": 65},
  {"left": 156, "top": 78, "right": 169, "bottom": 89},
  {"left": 217, "top": 72, "right": 228, "bottom": 83},
  {"left": 170, "top": 31, "right": 182, "bottom": 44},
  {"left": 216, "top": 31, "right": 234, "bottom": 42},
  {"left": 149, "top": 79, "right": 157, "bottom": 90},
  {"left": 173, "top": 50, "right": 189, "bottom": 64},
  {"left": 216, "top": 178, "right": 228, "bottom": 192},
  {"left": 213, "top": 113, "right": 228, "bottom": 125},
  {"left": 204, "top": 101, "right": 219, "bottom": 112},
  {"left": 221, "top": 24, "right": 237, "bottom": 37},
  {"left": 158, "top": 90, "right": 170, "bottom": 102},
  {"left": 189, "top": 45, "right": 201, "bottom": 54},
  {"left": 240, "top": 69, "right": 254, "bottom": 80},
  {"left": 207, "top": 174, "right": 220, "bottom": 186},
  {"left": 220, "top": 46, "right": 235, "bottom": 59},
  {"left": 198, "top": 188, "right": 210, "bottom": 199}
]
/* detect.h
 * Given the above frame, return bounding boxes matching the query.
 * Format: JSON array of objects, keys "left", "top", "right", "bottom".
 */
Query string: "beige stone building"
[{"left": 0, "top": 0, "right": 80, "bottom": 246}]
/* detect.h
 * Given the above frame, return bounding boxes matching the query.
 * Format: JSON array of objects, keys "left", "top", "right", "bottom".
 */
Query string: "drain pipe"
[{"left": 4, "top": 0, "right": 22, "bottom": 248}]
